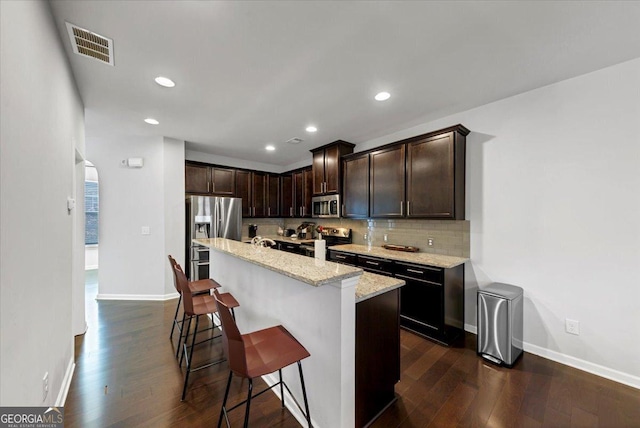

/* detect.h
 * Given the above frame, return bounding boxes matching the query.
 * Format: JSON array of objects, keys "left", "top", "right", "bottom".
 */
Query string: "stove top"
[{"left": 319, "top": 227, "right": 352, "bottom": 245}]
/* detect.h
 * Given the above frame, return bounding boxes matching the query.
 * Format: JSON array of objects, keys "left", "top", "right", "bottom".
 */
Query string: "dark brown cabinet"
[
  {"left": 280, "top": 173, "right": 294, "bottom": 217},
  {"left": 342, "top": 152, "right": 369, "bottom": 218},
  {"left": 406, "top": 130, "right": 466, "bottom": 219},
  {"left": 185, "top": 162, "right": 235, "bottom": 195},
  {"left": 311, "top": 141, "right": 354, "bottom": 195},
  {"left": 370, "top": 144, "right": 405, "bottom": 217},
  {"left": 236, "top": 170, "right": 266, "bottom": 217},
  {"left": 293, "top": 167, "right": 313, "bottom": 217},
  {"left": 266, "top": 173, "right": 280, "bottom": 217}
]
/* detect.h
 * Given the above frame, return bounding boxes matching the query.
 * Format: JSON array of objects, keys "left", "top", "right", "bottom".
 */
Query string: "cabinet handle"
[
  {"left": 212, "top": 182, "right": 215, "bottom": 193},
  {"left": 407, "top": 268, "right": 424, "bottom": 274},
  {"left": 407, "top": 201, "right": 410, "bottom": 216},
  {"left": 365, "top": 260, "right": 379, "bottom": 266},
  {"left": 400, "top": 201, "right": 404, "bottom": 216},
  {"left": 207, "top": 182, "right": 210, "bottom": 193},
  {"left": 268, "top": 207, "right": 271, "bottom": 216},
  {"left": 335, "top": 255, "right": 347, "bottom": 259},
  {"left": 302, "top": 206, "right": 306, "bottom": 216},
  {"left": 342, "top": 204, "right": 345, "bottom": 217},
  {"left": 290, "top": 207, "right": 293, "bottom": 217}
]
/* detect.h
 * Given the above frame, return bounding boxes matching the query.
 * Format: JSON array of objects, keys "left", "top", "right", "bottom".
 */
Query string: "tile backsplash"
[{"left": 279, "top": 218, "right": 470, "bottom": 257}]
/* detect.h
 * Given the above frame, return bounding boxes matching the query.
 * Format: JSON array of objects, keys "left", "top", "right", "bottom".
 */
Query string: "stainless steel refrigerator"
[{"left": 186, "top": 196, "right": 242, "bottom": 280}]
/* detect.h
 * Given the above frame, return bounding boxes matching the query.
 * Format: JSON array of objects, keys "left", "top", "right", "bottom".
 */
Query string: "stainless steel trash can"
[{"left": 477, "top": 283, "right": 523, "bottom": 367}]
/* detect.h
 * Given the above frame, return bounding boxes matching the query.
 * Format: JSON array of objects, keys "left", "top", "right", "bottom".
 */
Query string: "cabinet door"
[
  {"left": 235, "top": 170, "right": 252, "bottom": 217},
  {"left": 407, "top": 133, "right": 455, "bottom": 218},
  {"left": 312, "top": 150, "right": 325, "bottom": 195},
  {"left": 266, "top": 173, "right": 280, "bottom": 217},
  {"left": 302, "top": 167, "right": 313, "bottom": 217},
  {"left": 185, "top": 164, "right": 211, "bottom": 194},
  {"left": 293, "top": 171, "right": 303, "bottom": 217},
  {"left": 211, "top": 167, "right": 235, "bottom": 196},
  {"left": 343, "top": 154, "right": 369, "bottom": 218},
  {"left": 323, "top": 145, "right": 341, "bottom": 194},
  {"left": 370, "top": 145, "right": 405, "bottom": 217},
  {"left": 281, "top": 174, "right": 293, "bottom": 217},
  {"left": 252, "top": 172, "right": 266, "bottom": 217},
  {"left": 399, "top": 278, "right": 443, "bottom": 335}
]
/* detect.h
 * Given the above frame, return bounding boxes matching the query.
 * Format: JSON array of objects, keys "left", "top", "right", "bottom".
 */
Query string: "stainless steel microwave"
[{"left": 312, "top": 194, "right": 340, "bottom": 218}]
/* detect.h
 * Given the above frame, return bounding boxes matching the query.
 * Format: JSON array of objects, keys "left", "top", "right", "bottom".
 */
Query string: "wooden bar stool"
[
  {"left": 174, "top": 265, "right": 240, "bottom": 401},
  {"left": 168, "top": 255, "right": 220, "bottom": 356},
  {"left": 213, "top": 289, "right": 312, "bottom": 428}
]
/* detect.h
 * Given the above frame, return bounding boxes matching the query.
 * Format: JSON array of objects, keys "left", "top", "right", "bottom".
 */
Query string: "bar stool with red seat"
[
  {"left": 174, "top": 265, "right": 240, "bottom": 401},
  {"left": 168, "top": 255, "right": 219, "bottom": 353},
  {"left": 213, "top": 289, "right": 312, "bottom": 428}
]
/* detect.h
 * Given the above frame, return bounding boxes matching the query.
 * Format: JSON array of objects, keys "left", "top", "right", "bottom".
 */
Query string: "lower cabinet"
[{"left": 327, "top": 250, "right": 464, "bottom": 345}]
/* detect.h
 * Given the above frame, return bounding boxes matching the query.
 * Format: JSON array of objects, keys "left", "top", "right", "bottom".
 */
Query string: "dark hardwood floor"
[{"left": 67, "top": 274, "right": 640, "bottom": 427}]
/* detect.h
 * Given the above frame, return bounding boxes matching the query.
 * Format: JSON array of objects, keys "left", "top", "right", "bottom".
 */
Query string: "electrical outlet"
[
  {"left": 428, "top": 238, "right": 434, "bottom": 247},
  {"left": 141, "top": 226, "right": 150, "bottom": 235},
  {"left": 42, "top": 372, "right": 49, "bottom": 402},
  {"left": 565, "top": 318, "right": 580, "bottom": 335},
  {"left": 383, "top": 234, "right": 388, "bottom": 242}
]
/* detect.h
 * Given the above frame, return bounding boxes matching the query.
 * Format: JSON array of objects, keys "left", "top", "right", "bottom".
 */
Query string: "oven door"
[{"left": 190, "top": 245, "right": 210, "bottom": 280}]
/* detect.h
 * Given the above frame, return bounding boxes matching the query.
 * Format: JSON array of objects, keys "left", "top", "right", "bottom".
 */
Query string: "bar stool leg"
[
  {"left": 179, "top": 315, "right": 192, "bottom": 367},
  {"left": 218, "top": 372, "right": 233, "bottom": 428},
  {"left": 170, "top": 293, "right": 182, "bottom": 339},
  {"left": 181, "top": 315, "right": 200, "bottom": 401},
  {"left": 278, "top": 369, "right": 284, "bottom": 408},
  {"left": 297, "top": 361, "right": 311, "bottom": 428},
  {"left": 243, "top": 379, "right": 253, "bottom": 428},
  {"left": 176, "top": 312, "right": 188, "bottom": 359}
]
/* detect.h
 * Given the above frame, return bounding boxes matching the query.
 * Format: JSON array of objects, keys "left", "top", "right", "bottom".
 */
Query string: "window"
[{"left": 85, "top": 181, "right": 99, "bottom": 245}]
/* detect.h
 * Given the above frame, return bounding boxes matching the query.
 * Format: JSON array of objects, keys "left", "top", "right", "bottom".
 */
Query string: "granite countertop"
[
  {"left": 195, "top": 238, "right": 361, "bottom": 287},
  {"left": 328, "top": 244, "right": 468, "bottom": 268},
  {"left": 355, "top": 272, "right": 404, "bottom": 303},
  {"left": 195, "top": 238, "right": 403, "bottom": 301}
]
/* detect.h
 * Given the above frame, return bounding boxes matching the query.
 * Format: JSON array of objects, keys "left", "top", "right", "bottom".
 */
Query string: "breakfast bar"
[{"left": 194, "top": 238, "right": 404, "bottom": 428}]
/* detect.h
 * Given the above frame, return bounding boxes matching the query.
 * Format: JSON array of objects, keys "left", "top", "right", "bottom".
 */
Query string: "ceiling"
[{"left": 49, "top": 1, "right": 640, "bottom": 167}]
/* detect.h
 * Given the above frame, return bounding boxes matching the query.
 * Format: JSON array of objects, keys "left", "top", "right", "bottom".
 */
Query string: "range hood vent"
[
  {"left": 65, "top": 22, "right": 114, "bottom": 66},
  {"left": 285, "top": 137, "right": 304, "bottom": 145}
]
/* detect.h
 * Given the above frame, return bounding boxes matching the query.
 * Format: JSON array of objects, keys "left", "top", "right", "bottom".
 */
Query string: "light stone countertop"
[
  {"left": 328, "top": 244, "right": 469, "bottom": 268},
  {"left": 195, "top": 238, "right": 404, "bottom": 301},
  {"left": 355, "top": 272, "right": 404, "bottom": 303},
  {"left": 195, "top": 238, "right": 361, "bottom": 287},
  {"left": 242, "top": 235, "right": 316, "bottom": 245}
]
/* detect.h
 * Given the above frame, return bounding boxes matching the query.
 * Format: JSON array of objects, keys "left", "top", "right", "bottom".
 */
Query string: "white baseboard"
[
  {"left": 55, "top": 357, "right": 75, "bottom": 407},
  {"left": 463, "top": 323, "right": 638, "bottom": 390},
  {"left": 96, "top": 292, "right": 179, "bottom": 301}
]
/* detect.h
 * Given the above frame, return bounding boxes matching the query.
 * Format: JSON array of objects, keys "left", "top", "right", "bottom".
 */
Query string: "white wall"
[
  {"left": 355, "top": 58, "right": 640, "bottom": 387},
  {"left": 87, "top": 135, "right": 184, "bottom": 299},
  {"left": 1, "top": 0, "right": 84, "bottom": 405}
]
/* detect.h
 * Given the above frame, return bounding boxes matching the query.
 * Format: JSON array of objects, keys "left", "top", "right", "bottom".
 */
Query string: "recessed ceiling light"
[
  {"left": 265, "top": 145, "right": 275, "bottom": 151},
  {"left": 154, "top": 76, "right": 175, "bottom": 88},
  {"left": 144, "top": 118, "right": 159, "bottom": 125},
  {"left": 375, "top": 91, "right": 391, "bottom": 101},
  {"left": 306, "top": 126, "right": 317, "bottom": 133}
]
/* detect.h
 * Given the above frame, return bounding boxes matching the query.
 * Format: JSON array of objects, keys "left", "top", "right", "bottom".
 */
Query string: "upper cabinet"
[
  {"left": 293, "top": 167, "right": 313, "bottom": 217},
  {"left": 343, "top": 124, "right": 469, "bottom": 220},
  {"left": 266, "top": 173, "right": 280, "bottom": 218},
  {"left": 280, "top": 173, "right": 294, "bottom": 217},
  {"left": 406, "top": 131, "right": 466, "bottom": 219},
  {"left": 342, "top": 152, "right": 370, "bottom": 218},
  {"left": 370, "top": 145, "right": 406, "bottom": 217},
  {"left": 311, "top": 141, "right": 355, "bottom": 195},
  {"left": 236, "top": 170, "right": 268, "bottom": 218},
  {"left": 185, "top": 162, "right": 235, "bottom": 195}
]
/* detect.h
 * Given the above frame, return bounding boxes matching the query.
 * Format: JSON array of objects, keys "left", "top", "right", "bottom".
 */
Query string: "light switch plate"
[{"left": 141, "top": 226, "right": 150, "bottom": 235}]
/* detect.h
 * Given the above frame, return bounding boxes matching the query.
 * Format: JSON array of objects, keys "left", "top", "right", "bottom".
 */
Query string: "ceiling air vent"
[
  {"left": 285, "top": 138, "right": 304, "bottom": 145},
  {"left": 65, "top": 22, "right": 114, "bottom": 66}
]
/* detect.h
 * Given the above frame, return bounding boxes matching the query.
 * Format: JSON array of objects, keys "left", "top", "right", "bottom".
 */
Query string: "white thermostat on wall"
[{"left": 126, "top": 157, "right": 144, "bottom": 168}]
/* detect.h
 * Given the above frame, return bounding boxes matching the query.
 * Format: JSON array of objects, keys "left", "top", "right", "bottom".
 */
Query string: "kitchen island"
[{"left": 194, "top": 238, "right": 404, "bottom": 428}]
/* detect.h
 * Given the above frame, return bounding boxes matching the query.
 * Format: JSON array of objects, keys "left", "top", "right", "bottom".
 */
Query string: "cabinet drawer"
[
  {"left": 395, "top": 262, "right": 443, "bottom": 285},
  {"left": 328, "top": 250, "right": 357, "bottom": 266},
  {"left": 279, "top": 243, "right": 301, "bottom": 254},
  {"left": 357, "top": 255, "right": 394, "bottom": 274}
]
